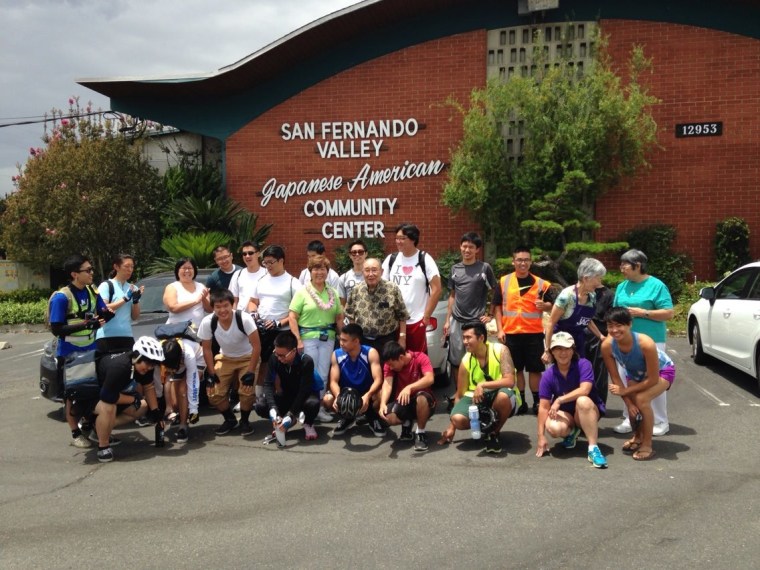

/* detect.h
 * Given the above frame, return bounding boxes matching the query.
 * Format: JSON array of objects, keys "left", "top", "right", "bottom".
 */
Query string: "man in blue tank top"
[{"left": 323, "top": 323, "right": 385, "bottom": 437}]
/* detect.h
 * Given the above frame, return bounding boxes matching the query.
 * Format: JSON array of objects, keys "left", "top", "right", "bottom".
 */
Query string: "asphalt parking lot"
[{"left": 1, "top": 330, "right": 759, "bottom": 569}]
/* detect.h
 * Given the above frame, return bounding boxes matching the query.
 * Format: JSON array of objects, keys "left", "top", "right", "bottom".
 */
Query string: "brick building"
[{"left": 80, "top": 0, "right": 760, "bottom": 279}]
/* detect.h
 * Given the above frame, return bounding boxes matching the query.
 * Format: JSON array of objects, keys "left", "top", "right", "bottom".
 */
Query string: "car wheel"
[{"left": 691, "top": 320, "right": 707, "bottom": 365}]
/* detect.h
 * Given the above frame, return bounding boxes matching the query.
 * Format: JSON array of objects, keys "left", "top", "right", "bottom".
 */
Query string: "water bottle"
[
  {"left": 155, "top": 422, "right": 165, "bottom": 447},
  {"left": 468, "top": 405, "right": 481, "bottom": 439}
]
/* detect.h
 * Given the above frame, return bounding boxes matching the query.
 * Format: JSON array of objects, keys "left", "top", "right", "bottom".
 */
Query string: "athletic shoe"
[
  {"left": 414, "top": 432, "right": 429, "bottom": 452},
  {"left": 176, "top": 428, "right": 188, "bottom": 443},
  {"left": 484, "top": 433, "right": 502, "bottom": 454},
  {"left": 368, "top": 419, "right": 387, "bottom": 437},
  {"left": 316, "top": 408, "right": 334, "bottom": 423},
  {"left": 96, "top": 447, "right": 114, "bottom": 463},
  {"left": 355, "top": 413, "right": 368, "bottom": 426},
  {"left": 214, "top": 419, "right": 239, "bottom": 435},
  {"left": 333, "top": 418, "right": 355, "bottom": 436},
  {"left": 88, "top": 431, "right": 122, "bottom": 446},
  {"left": 70, "top": 434, "right": 92, "bottom": 449},
  {"left": 239, "top": 420, "right": 255, "bottom": 436},
  {"left": 587, "top": 446, "right": 608, "bottom": 469},
  {"left": 561, "top": 426, "right": 582, "bottom": 449},
  {"left": 613, "top": 417, "right": 632, "bottom": 434},
  {"left": 303, "top": 423, "right": 318, "bottom": 440},
  {"left": 652, "top": 422, "right": 670, "bottom": 436},
  {"left": 399, "top": 423, "right": 414, "bottom": 441},
  {"left": 531, "top": 401, "right": 539, "bottom": 415},
  {"left": 135, "top": 416, "right": 152, "bottom": 427},
  {"left": 188, "top": 412, "right": 200, "bottom": 425},
  {"left": 516, "top": 401, "right": 528, "bottom": 416}
]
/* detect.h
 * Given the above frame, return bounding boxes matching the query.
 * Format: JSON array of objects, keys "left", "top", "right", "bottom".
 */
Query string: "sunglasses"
[
  {"left": 76, "top": 267, "right": 94, "bottom": 274},
  {"left": 242, "top": 251, "right": 257, "bottom": 256},
  {"left": 349, "top": 250, "right": 366, "bottom": 256}
]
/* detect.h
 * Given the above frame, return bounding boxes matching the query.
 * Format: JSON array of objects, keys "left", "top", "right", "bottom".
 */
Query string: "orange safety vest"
[{"left": 500, "top": 272, "right": 550, "bottom": 334}]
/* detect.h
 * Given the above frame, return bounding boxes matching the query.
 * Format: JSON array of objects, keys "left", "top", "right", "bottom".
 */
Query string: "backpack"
[
  {"left": 210, "top": 310, "right": 246, "bottom": 356},
  {"left": 45, "top": 284, "right": 98, "bottom": 331},
  {"left": 388, "top": 250, "right": 430, "bottom": 294},
  {"left": 154, "top": 320, "right": 200, "bottom": 343}
]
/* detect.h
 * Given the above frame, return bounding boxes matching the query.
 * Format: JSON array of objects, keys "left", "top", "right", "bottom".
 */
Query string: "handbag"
[{"left": 63, "top": 350, "right": 100, "bottom": 401}]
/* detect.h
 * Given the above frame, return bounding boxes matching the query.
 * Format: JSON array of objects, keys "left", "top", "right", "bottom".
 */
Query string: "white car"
[{"left": 687, "top": 261, "right": 760, "bottom": 384}]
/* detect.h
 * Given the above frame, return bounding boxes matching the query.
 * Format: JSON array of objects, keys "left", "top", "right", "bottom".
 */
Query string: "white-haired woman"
[{"left": 543, "top": 257, "right": 607, "bottom": 364}]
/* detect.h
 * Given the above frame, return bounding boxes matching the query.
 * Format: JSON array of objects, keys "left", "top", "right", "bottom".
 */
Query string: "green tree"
[
  {"left": 1, "top": 99, "right": 163, "bottom": 278},
  {"left": 444, "top": 34, "right": 658, "bottom": 284}
]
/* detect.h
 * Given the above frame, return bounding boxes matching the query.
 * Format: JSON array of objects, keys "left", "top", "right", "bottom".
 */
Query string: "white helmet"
[{"left": 133, "top": 336, "right": 165, "bottom": 362}]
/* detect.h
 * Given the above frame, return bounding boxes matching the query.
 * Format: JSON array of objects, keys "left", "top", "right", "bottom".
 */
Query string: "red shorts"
[{"left": 405, "top": 319, "right": 428, "bottom": 354}]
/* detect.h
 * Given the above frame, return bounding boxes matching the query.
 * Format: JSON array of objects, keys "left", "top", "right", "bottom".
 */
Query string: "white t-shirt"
[
  {"left": 252, "top": 272, "right": 302, "bottom": 320},
  {"left": 165, "top": 281, "right": 207, "bottom": 328},
  {"left": 382, "top": 251, "right": 439, "bottom": 323},
  {"left": 154, "top": 339, "right": 202, "bottom": 383},
  {"left": 338, "top": 269, "right": 364, "bottom": 301},
  {"left": 230, "top": 267, "right": 267, "bottom": 311},
  {"left": 298, "top": 267, "right": 340, "bottom": 289},
  {"left": 198, "top": 311, "right": 257, "bottom": 358}
]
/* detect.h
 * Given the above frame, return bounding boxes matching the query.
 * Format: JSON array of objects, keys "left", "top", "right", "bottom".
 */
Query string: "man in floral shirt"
[{"left": 345, "top": 258, "right": 409, "bottom": 357}]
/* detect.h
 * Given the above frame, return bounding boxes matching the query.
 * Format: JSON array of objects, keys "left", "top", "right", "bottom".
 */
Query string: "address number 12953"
[{"left": 675, "top": 121, "right": 722, "bottom": 138}]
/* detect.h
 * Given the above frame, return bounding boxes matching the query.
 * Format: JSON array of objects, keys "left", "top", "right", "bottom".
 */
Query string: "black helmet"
[
  {"left": 478, "top": 405, "right": 499, "bottom": 435},
  {"left": 337, "top": 387, "right": 362, "bottom": 419},
  {"left": 161, "top": 339, "right": 183, "bottom": 371}
]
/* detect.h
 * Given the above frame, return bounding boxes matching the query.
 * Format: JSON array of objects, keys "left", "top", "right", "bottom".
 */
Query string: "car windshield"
[{"left": 138, "top": 281, "right": 169, "bottom": 313}]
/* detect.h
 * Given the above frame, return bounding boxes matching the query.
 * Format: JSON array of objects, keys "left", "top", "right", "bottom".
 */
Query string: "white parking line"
[
  {"left": 0, "top": 348, "right": 44, "bottom": 363},
  {"left": 669, "top": 348, "right": 731, "bottom": 406}
]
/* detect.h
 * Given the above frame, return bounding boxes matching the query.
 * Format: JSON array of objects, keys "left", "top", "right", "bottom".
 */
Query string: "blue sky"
[{"left": 0, "top": 0, "right": 361, "bottom": 196}]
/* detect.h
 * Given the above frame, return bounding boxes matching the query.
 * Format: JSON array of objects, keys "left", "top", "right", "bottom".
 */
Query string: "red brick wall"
[
  {"left": 226, "top": 31, "right": 486, "bottom": 274},
  {"left": 596, "top": 20, "right": 760, "bottom": 280}
]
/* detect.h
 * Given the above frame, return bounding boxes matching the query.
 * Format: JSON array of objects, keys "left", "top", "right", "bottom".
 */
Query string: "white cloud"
[{"left": 0, "top": 0, "right": 361, "bottom": 196}]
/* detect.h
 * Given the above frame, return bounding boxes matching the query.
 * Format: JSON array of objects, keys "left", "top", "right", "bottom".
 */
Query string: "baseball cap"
[{"left": 550, "top": 331, "right": 575, "bottom": 349}]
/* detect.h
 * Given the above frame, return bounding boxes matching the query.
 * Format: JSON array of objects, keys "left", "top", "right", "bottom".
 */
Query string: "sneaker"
[
  {"left": 176, "top": 428, "right": 188, "bottom": 443},
  {"left": 587, "top": 446, "right": 608, "bottom": 469},
  {"left": 88, "top": 431, "right": 122, "bottom": 446},
  {"left": 239, "top": 420, "right": 255, "bottom": 436},
  {"left": 484, "top": 433, "right": 502, "bottom": 454},
  {"left": 316, "top": 408, "right": 334, "bottom": 423},
  {"left": 135, "top": 415, "right": 153, "bottom": 427},
  {"left": 215, "top": 418, "right": 239, "bottom": 435},
  {"left": 303, "top": 423, "right": 318, "bottom": 440},
  {"left": 368, "top": 419, "right": 387, "bottom": 437},
  {"left": 333, "top": 418, "right": 355, "bottom": 436},
  {"left": 399, "top": 423, "right": 414, "bottom": 441},
  {"left": 414, "top": 432, "right": 429, "bottom": 452},
  {"left": 531, "top": 401, "right": 539, "bottom": 415},
  {"left": 652, "top": 422, "right": 670, "bottom": 437},
  {"left": 561, "top": 426, "right": 582, "bottom": 449},
  {"left": 96, "top": 447, "right": 114, "bottom": 463},
  {"left": 613, "top": 417, "right": 632, "bottom": 434},
  {"left": 516, "top": 401, "right": 528, "bottom": 416},
  {"left": 188, "top": 412, "right": 200, "bottom": 425},
  {"left": 70, "top": 434, "right": 92, "bottom": 449},
  {"left": 355, "top": 413, "right": 368, "bottom": 426}
]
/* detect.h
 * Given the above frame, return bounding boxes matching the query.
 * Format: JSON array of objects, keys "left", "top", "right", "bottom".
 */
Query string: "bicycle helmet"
[
  {"left": 133, "top": 336, "right": 165, "bottom": 363},
  {"left": 337, "top": 387, "right": 363, "bottom": 419},
  {"left": 478, "top": 405, "right": 499, "bottom": 435},
  {"left": 161, "top": 338, "right": 182, "bottom": 370}
]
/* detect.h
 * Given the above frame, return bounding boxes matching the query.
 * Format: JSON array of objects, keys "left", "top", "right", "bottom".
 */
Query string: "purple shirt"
[{"left": 539, "top": 358, "right": 605, "bottom": 414}]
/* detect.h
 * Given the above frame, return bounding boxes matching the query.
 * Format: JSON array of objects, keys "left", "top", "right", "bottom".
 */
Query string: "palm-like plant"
[{"left": 146, "top": 230, "right": 231, "bottom": 273}]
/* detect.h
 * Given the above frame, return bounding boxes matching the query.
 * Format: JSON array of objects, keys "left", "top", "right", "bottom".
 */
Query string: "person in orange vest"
[{"left": 492, "top": 246, "right": 554, "bottom": 415}]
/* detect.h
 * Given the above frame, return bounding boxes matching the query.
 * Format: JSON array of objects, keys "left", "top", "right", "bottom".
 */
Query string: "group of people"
[{"left": 49, "top": 223, "right": 675, "bottom": 466}]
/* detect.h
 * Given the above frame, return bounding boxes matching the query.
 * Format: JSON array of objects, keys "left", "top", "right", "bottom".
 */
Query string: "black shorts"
[
  {"left": 505, "top": 333, "right": 545, "bottom": 373},
  {"left": 384, "top": 391, "right": 436, "bottom": 422}
]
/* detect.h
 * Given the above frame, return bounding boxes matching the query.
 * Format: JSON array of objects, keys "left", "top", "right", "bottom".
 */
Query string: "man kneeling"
[
  {"left": 440, "top": 321, "right": 517, "bottom": 454},
  {"left": 379, "top": 341, "right": 436, "bottom": 452},
  {"left": 93, "top": 337, "right": 165, "bottom": 463}
]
